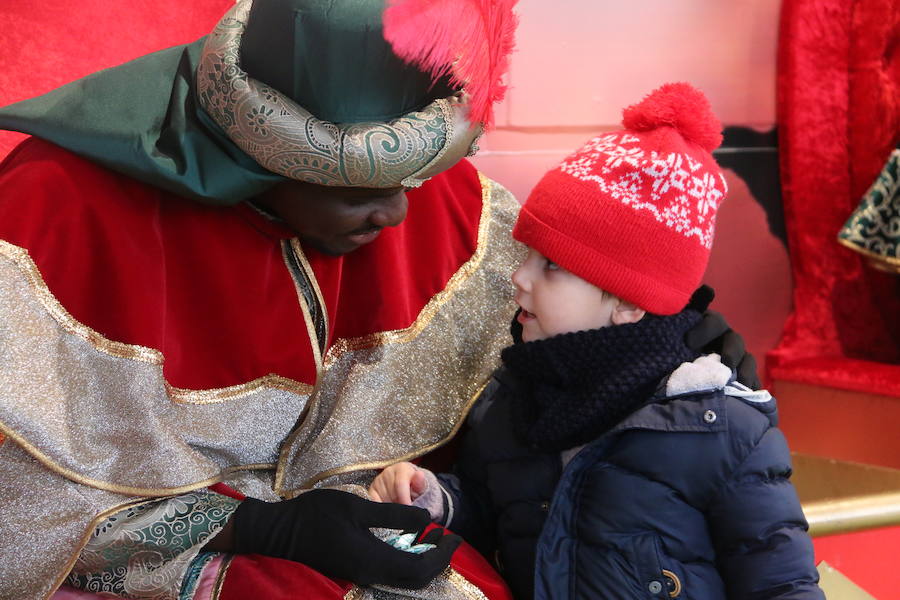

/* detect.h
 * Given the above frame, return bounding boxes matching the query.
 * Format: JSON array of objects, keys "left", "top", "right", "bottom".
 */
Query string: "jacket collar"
[{"left": 610, "top": 354, "right": 777, "bottom": 434}]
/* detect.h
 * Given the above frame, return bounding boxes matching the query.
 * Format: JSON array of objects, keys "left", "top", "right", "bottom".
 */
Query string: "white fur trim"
[
  {"left": 665, "top": 353, "right": 732, "bottom": 396},
  {"left": 724, "top": 380, "right": 773, "bottom": 404}
]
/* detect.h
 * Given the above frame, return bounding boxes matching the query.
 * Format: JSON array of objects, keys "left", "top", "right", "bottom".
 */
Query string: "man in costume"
[
  {"left": 0, "top": 1, "right": 751, "bottom": 598},
  {"left": 0, "top": 1, "right": 524, "bottom": 597}
]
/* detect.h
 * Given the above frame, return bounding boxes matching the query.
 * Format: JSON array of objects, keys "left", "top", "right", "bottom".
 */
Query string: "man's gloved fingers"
[
  {"left": 736, "top": 353, "right": 761, "bottom": 390},
  {"left": 433, "top": 530, "right": 462, "bottom": 555},
  {"left": 717, "top": 329, "right": 746, "bottom": 369},
  {"left": 684, "top": 311, "right": 730, "bottom": 352},
  {"left": 414, "top": 533, "right": 462, "bottom": 586},
  {"left": 418, "top": 528, "right": 445, "bottom": 545},
  {"left": 390, "top": 532, "right": 462, "bottom": 589},
  {"left": 355, "top": 534, "right": 444, "bottom": 588},
  {"left": 686, "top": 285, "right": 715, "bottom": 313},
  {"left": 363, "top": 499, "right": 432, "bottom": 532}
]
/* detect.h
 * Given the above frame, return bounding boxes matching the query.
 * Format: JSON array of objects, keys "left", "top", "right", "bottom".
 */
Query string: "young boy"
[{"left": 369, "top": 83, "right": 824, "bottom": 600}]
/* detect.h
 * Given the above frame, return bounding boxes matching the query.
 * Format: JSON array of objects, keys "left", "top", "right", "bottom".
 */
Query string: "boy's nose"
[{"left": 511, "top": 265, "right": 529, "bottom": 291}]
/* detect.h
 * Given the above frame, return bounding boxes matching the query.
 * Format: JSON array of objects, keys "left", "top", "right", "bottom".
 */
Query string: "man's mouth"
[{"left": 346, "top": 227, "right": 382, "bottom": 246}]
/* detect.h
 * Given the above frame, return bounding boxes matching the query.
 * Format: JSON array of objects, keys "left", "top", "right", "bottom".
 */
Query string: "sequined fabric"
[
  {"left": 276, "top": 176, "right": 524, "bottom": 493},
  {"left": 0, "top": 175, "right": 521, "bottom": 599},
  {"left": 0, "top": 240, "right": 308, "bottom": 495},
  {"left": 344, "top": 569, "right": 489, "bottom": 600},
  {"left": 0, "top": 441, "right": 136, "bottom": 600}
]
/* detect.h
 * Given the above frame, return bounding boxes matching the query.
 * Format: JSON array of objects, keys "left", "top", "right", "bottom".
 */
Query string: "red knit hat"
[{"left": 513, "top": 82, "right": 727, "bottom": 315}]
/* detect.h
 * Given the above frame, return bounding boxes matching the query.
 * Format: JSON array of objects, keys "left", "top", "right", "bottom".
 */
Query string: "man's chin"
[{"left": 299, "top": 235, "right": 362, "bottom": 257}]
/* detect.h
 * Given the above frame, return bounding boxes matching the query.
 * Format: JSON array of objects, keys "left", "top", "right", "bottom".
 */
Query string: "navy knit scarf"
[{"left": 501, "top": 309, "right": 702, "bottom": 452}]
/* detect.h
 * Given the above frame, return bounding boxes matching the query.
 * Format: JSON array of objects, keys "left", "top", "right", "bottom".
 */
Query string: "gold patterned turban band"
[{"left": 196, "top": 0, "right": 483, "bottom": 189}]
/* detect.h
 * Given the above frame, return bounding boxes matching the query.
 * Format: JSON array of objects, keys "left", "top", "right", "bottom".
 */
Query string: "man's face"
[{"left": 257, "top": 180, "right": 409, "bottom": 255}]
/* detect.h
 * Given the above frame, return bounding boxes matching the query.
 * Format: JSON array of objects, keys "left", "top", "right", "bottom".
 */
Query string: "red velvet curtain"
[
  {"left": 767, "top": 0, "right": 900, "bottom": 395},
  {"left": 0, "top": 0, "right": 233, "bottom": 158}
]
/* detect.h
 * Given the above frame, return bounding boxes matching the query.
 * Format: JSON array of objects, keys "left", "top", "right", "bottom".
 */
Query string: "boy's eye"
[{"left": 545, "top": 260, "right": 560, "bottom": 271}]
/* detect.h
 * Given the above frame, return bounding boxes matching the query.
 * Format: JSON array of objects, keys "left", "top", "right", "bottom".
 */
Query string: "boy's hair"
[{"left": 513, "top": 83, "right": 726, "bottom": 315}]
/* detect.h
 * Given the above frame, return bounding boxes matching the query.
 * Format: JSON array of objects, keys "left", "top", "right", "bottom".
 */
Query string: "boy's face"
[{"left": 512, "top": 248, "right": 644, "bottom": 342}]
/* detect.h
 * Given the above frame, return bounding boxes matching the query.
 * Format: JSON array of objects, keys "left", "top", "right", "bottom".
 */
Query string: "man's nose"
[{"left": 369, "top": 191, "right": 408, "bottom": 228}]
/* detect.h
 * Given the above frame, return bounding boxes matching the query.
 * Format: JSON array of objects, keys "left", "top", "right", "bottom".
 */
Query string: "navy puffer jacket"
[{"left": 436, "top": 355, "right": 823, "bottom": 600}]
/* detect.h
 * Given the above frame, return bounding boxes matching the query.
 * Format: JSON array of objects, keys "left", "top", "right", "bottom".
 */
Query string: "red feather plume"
[{"left": 383, "top": 0, "right": 519, "bottom": 129}]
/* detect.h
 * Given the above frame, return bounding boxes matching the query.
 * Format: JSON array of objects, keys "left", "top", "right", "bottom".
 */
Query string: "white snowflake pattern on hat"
[{"left": 559, "top": 132, "right": 727, "bottom": 249}]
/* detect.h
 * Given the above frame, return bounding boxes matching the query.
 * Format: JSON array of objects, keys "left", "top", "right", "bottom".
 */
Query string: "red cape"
[{"left": 0, "top": 138, "right": 483, "bottom": 391}]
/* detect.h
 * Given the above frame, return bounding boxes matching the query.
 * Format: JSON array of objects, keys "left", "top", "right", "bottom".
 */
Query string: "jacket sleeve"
[
  {"left": 705, "top": 425, "right": 824, "bottom": 599},
  {"left": 434, "top": 382, "right": 501, "bottom": 557}
]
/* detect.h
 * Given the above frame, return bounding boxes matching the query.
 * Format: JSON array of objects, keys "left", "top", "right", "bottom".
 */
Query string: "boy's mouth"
[{"left": 517, "top": 309, "right": 536, "bottom": 323}]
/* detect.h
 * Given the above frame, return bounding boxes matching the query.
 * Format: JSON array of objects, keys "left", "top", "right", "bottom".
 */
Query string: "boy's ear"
[{"left": 610, "top": 299, "right": 646, "bottom": 325}]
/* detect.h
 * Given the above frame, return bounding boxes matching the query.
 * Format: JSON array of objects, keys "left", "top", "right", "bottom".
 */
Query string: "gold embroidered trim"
[
  {"left": 340, "top": 568, "right": 488, "bottom": 600},
  {"left": 446, "top": 568, "right": 491, "bottom": 600},
  {"left": 168, "top": 375, "right": 314, "bottom": 404},
  {"left": 270, "top": 240, "right": 329, "bottom": 494},
  {"left": 43, "top": 498, "right": 156, "bottom": 600},
  {"left": 0, "top": 239, "right": 316, "bottom": 404},
  {"left": 285, "top": 238, "right": 330, "bottom": 370},
  {"left": 0, "top": 418, "right": 276, "bottom": 496},
  {"left": 210, "top": 554, "right": 235, "bottom": 600},
  {"left": 301, "top": 379, "right": 490, "bottom": 488},
  {"left": 343, "top": 586, "right": 367, "bottom": 600},
  {"left": 837, "top": 236, "right": 900, "bottom": 272},
  {"left": 0, "top": 240, "right": 162, "bottom": 364},
  {"left": 323, "top": 173, "right": 494, "bottom": 366}
]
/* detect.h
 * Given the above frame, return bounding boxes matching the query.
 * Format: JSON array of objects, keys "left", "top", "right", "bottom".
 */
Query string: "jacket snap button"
[
  {"left": 648, "top": 580, "right": 663, "bottom": 594},
  {"left": 540, "top": 501, "right": 550, "bottom": 511},
  {"left": 703, "top": 409, "right": 717, "bottom": 424}
]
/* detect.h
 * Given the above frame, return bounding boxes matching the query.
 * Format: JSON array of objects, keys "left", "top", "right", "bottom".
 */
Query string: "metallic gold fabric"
[
  {"left": 0, "top": 240, "right": 310, "bottom": 495},
  {"left": 0, "top": 174, "right": 520, "bottom": 598},
  {"left": 343, "top": 568, "right": 489, "bottom": 600},
  {"left": 275, "top": 175, "right": 524, "bottom": 494},
  {"left": 0, "top": 440, "right": 139, "bottom": 600},
  {"left": 196, "top": 0, "right": 482, "bottom": 189}
]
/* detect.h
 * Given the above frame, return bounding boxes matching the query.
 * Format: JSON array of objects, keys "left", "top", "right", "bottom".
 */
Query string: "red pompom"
[{"left": 621, "top": 83, "right": 722, "bottom": 152}]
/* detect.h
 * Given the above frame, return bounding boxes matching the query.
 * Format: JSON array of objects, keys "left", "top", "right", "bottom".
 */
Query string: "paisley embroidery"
[
  {"left": 839, "top": 148, "right": 900, "bottom": 272},
  {"left": 196, "top": 0, "right": 478, "bottom": 189},
  {"left": 65, "top": 491, "right": 239, "bottom": 600}
]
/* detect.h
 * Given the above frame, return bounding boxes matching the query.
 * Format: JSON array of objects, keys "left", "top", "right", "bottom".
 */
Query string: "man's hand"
[
  {"left": 231, "top": 488, "right": 460, "bottom": 589},
  {"left": 369, "top": 462, "right": 428, "bottom": 505}
]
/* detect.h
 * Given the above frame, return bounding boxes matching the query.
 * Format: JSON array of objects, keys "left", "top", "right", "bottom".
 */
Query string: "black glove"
[
  {"left": 232, "top": 488, "right": 461, "bottom": 589},
  {"left": 684, "top": 286, "right": 761, "bottom": 390}
]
